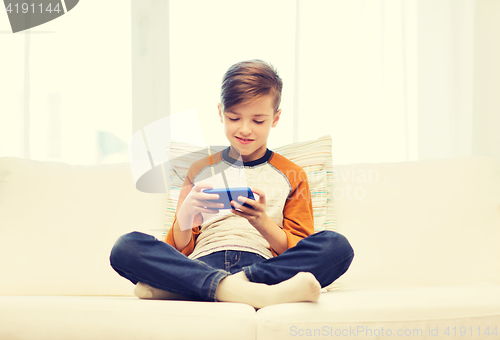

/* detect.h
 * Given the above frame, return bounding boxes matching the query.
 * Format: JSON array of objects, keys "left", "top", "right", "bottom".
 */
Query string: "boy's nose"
[{"left": 240, "top": 122, "right": 252, "bottom": 135}]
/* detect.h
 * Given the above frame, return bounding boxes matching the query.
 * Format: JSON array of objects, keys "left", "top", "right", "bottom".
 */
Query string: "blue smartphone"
[{"left": 203, "top": 187, "right": 255, "bottom": 209}]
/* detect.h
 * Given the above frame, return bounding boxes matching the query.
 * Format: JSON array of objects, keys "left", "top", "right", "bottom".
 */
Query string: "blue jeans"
[{"left": 109, "top": 230, "right": 354, "bottom": 302}]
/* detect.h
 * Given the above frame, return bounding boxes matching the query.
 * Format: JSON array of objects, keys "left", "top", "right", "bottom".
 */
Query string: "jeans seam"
[
  {"left": 224, "top": 251, "right": 230, "bottom": 272},
  {"left": 228, "top": 251, "right": 242, "bottom": 270},
  {"left": 244, "top": 265, "right": 255, "bottom": 282},
  {"left": 210, "top": 270, "right": 230, "bottom": 302}
]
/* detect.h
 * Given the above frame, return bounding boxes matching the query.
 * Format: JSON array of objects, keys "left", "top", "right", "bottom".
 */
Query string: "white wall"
[
  {"left": 473, "top": 0, "right": 500, "bottom": 164},
  {"left": 295, "top": 1, "right": 416, "bottom": 165},
  {"left": 131, "top": 0, "right": 170, "bottom": 133},
  {"left": 417, "top": 0, "right": 475, "bottom": 161}
]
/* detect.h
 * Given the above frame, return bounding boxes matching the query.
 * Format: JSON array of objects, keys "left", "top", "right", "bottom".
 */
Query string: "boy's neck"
[
  {"left": 225, "top": 146, "right": 272, "bottom": 165},
  {"left": 228, "top": 145, "right": 265, "bottom": 163}
]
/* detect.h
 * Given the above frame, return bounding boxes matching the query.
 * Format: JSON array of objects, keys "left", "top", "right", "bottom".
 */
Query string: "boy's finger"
[
  {"left": 237, "top": 195, "right": 255, "bottom": 208},
  {"left": 195, "top": 189, "right": 219, "bottom": 200},
  {"left": 195, "top": 183, "right": 220, "bottom": 200},
  {"left": 231, "top": 200, "right": 249, "bottom": 212},
  {"left": 231, "top": 200, "right": 242, "bottom": 209},
  {"left": 201, "top": 201, "right": 224, "bottom": 209},
  {"left": 231, "top": 206, "right": 248, "bottom": 217},
  {"left": 202, "top": 192, "right": 220, "bottom": 201},
  {"left": 250, "top": 188, "right": 264, "bottom": 204},
  {"left": 230, "top": 208, "right": 243, "bottom": 218},
  {"left": 199, "top": 207, "right": 220, "bottom": 214},
  {"left": 194, "top": 182, "right": 213, "bottom": 191}
]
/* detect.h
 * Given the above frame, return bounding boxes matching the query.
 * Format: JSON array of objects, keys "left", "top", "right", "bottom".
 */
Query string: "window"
[{"left": 0, "top": 0, "right": 132, "bottom": 165}]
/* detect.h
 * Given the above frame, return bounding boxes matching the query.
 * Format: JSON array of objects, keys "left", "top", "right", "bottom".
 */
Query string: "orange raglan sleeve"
[
  {"left": 164, "top": 165, "right": 202, "bottom": 256},
  {"left": 269, "top": 156, "right": 315, "bottom": 256}
]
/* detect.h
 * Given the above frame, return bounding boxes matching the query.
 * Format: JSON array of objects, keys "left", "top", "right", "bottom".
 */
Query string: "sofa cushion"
[
  {"left": 0, "top": 296, "right": 256, "bottom": 340},
  {"left": 256, "top": 285, "right": 500, "bottom": 340},
  {"left": 0, "top": 157, "right": 168, "bottom": 296},
  {"left": 332, "top": 156, "right": 500, "bottom": 288}
]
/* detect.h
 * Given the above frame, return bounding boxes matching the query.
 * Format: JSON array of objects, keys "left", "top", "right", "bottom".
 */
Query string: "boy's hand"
[
  {"left": 174, "top": 182, "right": 225, "bottom": 242},
  {"left": 179, "top": 182, "right": 225, "bottom": 217},
  {"left": 230, "top": 188, "right": 270, "bottom": 230},
  {"left": 231, "top": 187, "right": 288, "bottom": 255}
]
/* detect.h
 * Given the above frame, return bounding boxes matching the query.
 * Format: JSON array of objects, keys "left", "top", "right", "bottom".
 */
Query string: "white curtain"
[
  {"left": 166, "top": 0, "right": 498, "bottom": 165},
  {"left": 0, "top": 0, "right": 132, "bottom": 165},
  {"left": 2, "top": 0, "right": 498, "bottom": 166},
  {"left": 295, "top": 0, "right": 416, "bottom": 164}
]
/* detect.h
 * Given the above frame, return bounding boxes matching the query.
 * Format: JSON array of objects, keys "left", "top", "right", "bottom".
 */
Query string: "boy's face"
[{"left": 218, "top": 94, "right": 281, "bottom": 162}]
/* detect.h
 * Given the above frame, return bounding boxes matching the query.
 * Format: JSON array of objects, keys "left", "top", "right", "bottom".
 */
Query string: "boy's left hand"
[{"left": 230, "top": 188, "right": 269, "bottom": 230}]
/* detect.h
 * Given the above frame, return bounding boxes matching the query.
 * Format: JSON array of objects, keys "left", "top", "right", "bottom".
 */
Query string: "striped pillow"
[
  {"left": 273, "top": 135, "right": 336, "bottom": 232},
  {"left": 163, "top": 135, "right": 336, "bottom": 239}
]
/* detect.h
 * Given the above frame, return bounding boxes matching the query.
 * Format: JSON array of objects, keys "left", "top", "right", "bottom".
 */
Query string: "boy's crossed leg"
[
  {"left": 134, "top": 270, "right": 321, "bottom": 309},
  {"left": 131, "top": 230, "right": 353, "bottom": 309}
]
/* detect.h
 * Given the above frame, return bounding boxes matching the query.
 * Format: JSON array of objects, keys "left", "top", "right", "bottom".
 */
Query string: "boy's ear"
[
  {"left": 218, "top": 103, "right": 223, "bottom": 123},
  {"left": 272, "top": 109, "right": 281, "bottom": 127}
]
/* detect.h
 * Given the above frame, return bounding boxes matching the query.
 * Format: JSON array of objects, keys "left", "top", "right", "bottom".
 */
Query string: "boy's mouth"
[{"left": 236, "top": 136, "right": 254, "bottom": 145}]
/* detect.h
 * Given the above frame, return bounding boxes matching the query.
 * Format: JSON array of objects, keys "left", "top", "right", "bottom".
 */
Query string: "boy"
[{"left": 110, "top": 60, "right": 354, "bottom": 309}]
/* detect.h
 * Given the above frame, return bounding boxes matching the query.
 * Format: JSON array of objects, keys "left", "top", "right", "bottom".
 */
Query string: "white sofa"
[{"left": 1, "top": 153, "right": 499, "bottom": 340}]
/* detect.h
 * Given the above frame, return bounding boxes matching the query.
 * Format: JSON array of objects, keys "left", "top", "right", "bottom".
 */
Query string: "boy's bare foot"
[{"left": 215, "top": 271, "right": 321, "bottom": 309}]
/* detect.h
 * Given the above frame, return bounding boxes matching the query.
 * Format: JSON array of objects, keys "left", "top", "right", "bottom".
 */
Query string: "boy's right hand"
[{"left": 179, "top": 182, "right": 225, "bottom": 217}]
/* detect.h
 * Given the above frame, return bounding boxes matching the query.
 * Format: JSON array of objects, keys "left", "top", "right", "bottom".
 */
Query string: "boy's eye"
[
  {"left": 228, "top": 118, "right": 239, "bottom": 121},
  {"left": 254, "top": 121, "right": 264, "bottom": 124}
]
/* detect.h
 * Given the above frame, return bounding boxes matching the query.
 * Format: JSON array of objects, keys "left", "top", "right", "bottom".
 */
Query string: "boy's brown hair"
[{"left": 220, "top": 59, "right": 283, "bottom": 114}]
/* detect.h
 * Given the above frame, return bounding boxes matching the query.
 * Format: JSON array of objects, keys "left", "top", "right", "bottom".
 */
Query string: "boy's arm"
[
  {"left": 165, "top": 176, "right": 202, "bottom": 255},
  {"left": 271, "top": 170, "right": 314, "bottom": 256}
]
